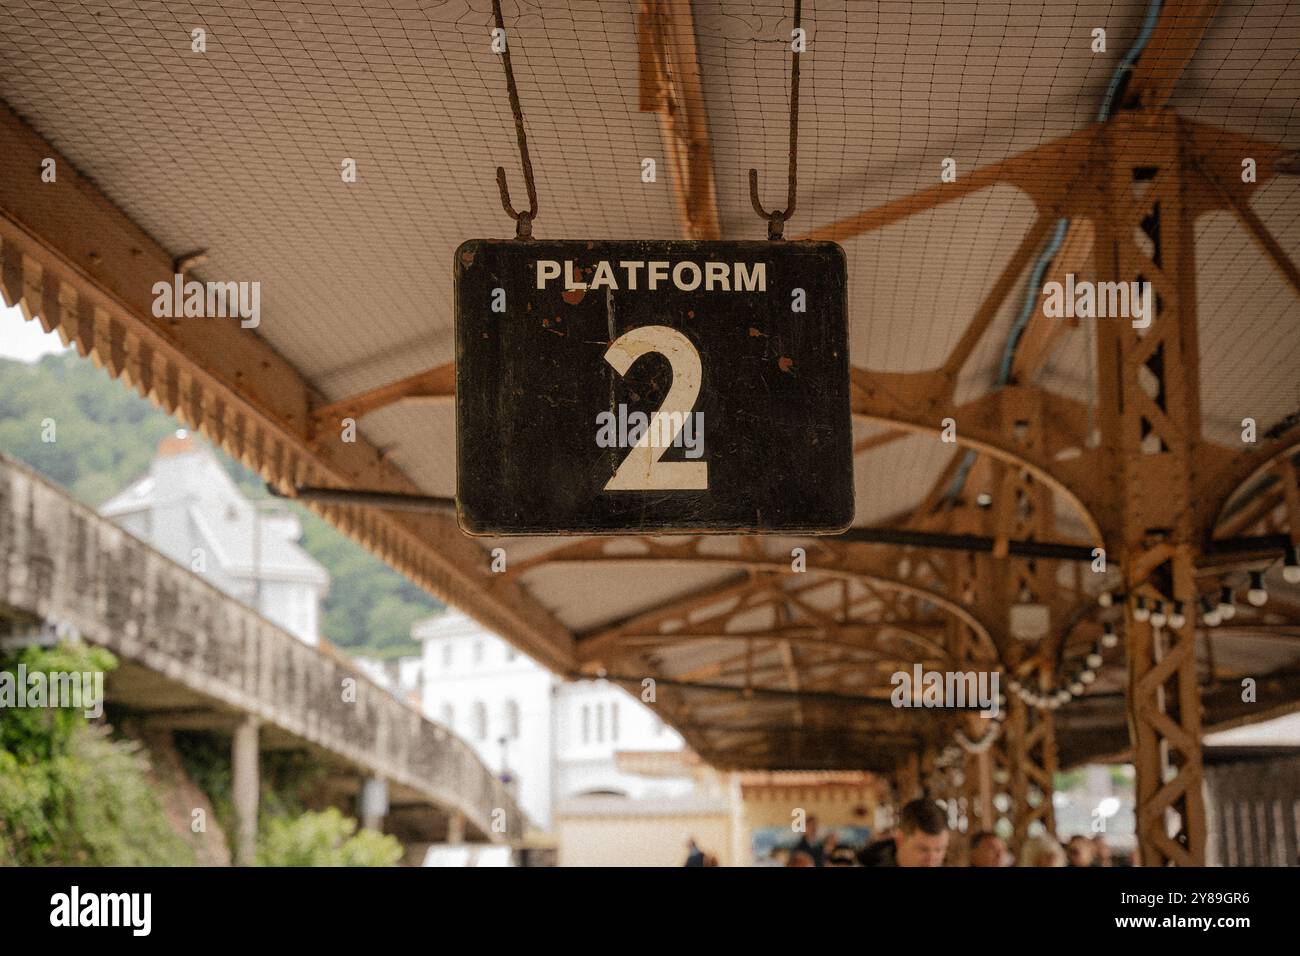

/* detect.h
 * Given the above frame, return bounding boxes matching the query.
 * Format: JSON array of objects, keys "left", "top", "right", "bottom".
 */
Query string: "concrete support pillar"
[
  {"left": 232, "top": 716, "right": 260, "bottom": 866},
  {"left": 728, "top": 772, "right": 748, "bottom": 867},
  {"left": 359, "top": 776, "right": 390, "bottom": 833},
  {"left": 447, "top": 810, "right": 467, "bottom": 844}
]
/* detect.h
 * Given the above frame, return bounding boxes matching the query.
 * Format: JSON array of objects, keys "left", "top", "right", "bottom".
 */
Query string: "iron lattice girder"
[
  {"left": 303, "top": 115, "right": 1297, "bottom": 557},
  {"left": 523, "top": 538, "right": 1003, "bottom": 667},
  {"left": 1093, "top": 110, "right": 1209, "bottom": 866}
]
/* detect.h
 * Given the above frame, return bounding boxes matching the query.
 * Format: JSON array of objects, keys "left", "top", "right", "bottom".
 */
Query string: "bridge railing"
[{"left": 0, "top": 452, "right": 523, "bottom": 840}]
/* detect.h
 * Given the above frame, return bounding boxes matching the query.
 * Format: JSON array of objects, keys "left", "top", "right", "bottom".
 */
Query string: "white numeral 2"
[{"left": 603, "top": 326, "right": 708, "bottom": 491}]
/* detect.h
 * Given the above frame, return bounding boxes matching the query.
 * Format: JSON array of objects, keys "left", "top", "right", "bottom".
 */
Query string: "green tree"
[
  {"left": 256, "top": 807, "right": 402, "bottom": 867},
  {"left": 0, "top": 642, "right": 193, "bottom": 866},
  {"left": 0, "top": 353, "right": 441, "bottom": 658}
]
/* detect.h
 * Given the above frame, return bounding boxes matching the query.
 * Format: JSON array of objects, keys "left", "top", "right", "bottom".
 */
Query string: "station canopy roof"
[{"left": 0, "top": 0, "right": 1297, "bottom": 771}]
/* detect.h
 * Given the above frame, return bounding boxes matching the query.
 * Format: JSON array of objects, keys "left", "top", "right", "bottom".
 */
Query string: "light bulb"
[
  {"left": 1057, "top": 690, "right": 1072, "bottom": 703},
  {"left": 1070, "top": 681, "right": 1085, "bottom": 695},
  {"left": 1218, "top": 586, "right": 1236, "bottom": 621},
  {"left": 1170, "top": 601, "right": 1186, "bottom": 629},
  {"left": 1101, "top": 624, "right": 1119, "bottom": 648},
  {"left": 1080, "top": 670, "right": 1097, "bottom": 684},
  {"left": 1086, "top": 652, "right": 1103, "bottom": 668},
  {"left": 1247, "top": 570, "right": 1268, "bottom": 607},
  {"left": 1150, "top": 602, "right": 1168, "bottom": 629},
  {"left": 1133, "top": 596, "right": 1150, "bottom": 623},
  {"left": 1098, "top": 590, "right": 1113, "bottom": 608},
  {"left": 1285, "top": 546, "right": 1300, "bottom": 585},
  {"left": 1204, "top": 607, "right": 1221, "bottom": 627}
]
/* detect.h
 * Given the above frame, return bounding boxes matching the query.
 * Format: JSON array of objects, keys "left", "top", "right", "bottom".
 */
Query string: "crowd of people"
[{"left": 686, "top": 799, "right": 1131, "bottom": 867}]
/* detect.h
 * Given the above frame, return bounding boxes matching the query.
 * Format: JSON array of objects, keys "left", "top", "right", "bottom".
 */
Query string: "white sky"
[{"left": 0, "top": 303, "right": 69, "bottom": 362}]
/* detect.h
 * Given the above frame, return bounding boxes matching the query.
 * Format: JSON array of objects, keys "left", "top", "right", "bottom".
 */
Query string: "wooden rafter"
[
  {"left": 637, "top": 0, "right": 721, "bottom": 240},
  {"left": 310, "top": 363, "right": 454, "bottom": 430}
]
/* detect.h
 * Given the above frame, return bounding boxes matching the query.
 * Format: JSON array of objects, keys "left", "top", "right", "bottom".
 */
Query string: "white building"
[
  {"left": 101, "top": 431, "right": 329, "bottom": 645},
  {"left": 352, "top": 655, "right": 423, "bottom": 703},
  {"left": 415, "top": 611, "right": 695, "bottom": 829}
]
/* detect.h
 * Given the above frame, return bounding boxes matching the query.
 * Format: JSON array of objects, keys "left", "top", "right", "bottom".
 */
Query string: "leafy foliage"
[
  {"left": 0, "top": 642, "right": 194, "bottom": 866},
  {"left": 0, "top": 352, "right": 440, "bottom": 657},
  {"left": 257, "top": 807, "right": 403, "bottom": 867}
]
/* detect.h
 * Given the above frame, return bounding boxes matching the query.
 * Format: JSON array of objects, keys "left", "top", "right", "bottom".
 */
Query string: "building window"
[
  {"left": 472, "top": 701, "right": 488, "bottom": 741},
  {"left": 582, "top": 704, "right": 590, "bottom": 744},
  {"left": 610, "top": 702, "right": 620, "bottom": 742},
  {"left": 442, "top": 642, "right": 453, "bottom": 668},
  {"left": 504, "top": 699, "right": 520, "bottom": 740},
  {"left": 595, "top": 703, "right": 605, "bottom": 743},
  {"left": 473, "top": 641, "right": 484, "bottom": 665},
  {"left": 441, "top": 703, "right": 454, "bottom": 728}
]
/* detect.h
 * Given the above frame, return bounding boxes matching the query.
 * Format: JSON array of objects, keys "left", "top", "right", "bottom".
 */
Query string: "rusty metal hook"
[
  {"left": 492, "top": 0, "right": 538, "bottom": 239},
  {"left": 748, "top": 0, "right": 801, "bottom": 239}
]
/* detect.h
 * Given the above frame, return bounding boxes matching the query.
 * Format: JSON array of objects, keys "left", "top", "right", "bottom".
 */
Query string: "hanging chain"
[
  {"left": 492, "top": 0, "right": 539, "bottom": 239},
  {"left": 748, "top": 0, "right": 801, "bottom": 239}
]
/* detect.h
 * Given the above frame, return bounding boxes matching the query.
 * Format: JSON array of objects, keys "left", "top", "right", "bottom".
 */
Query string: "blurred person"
[
  {"left": 1091, "top": 834, "right": 1111, "bottom": 867},
  {"left": 684, "top": 837, "right": 705, "bottom": 867},
  {"left": 787, "top": 850, "right": 816, "bottom": 867},
  {"left": 969, "top": 830, "right": 1009, "bottom": 868},
  {"left": 826, "top": 845, "right": 859, "bottom": 866},
  {"left": 791, "top": 815, "right": 825, "bottom": 866},
  {"left": 769, "top": 847, "right": 790, "bottom": 866},
  {"left": 858, "top": 799, "right": 950, "bottom": 867},
  {"left": 1066, "top": 834, "right": 1096, "bottom": 868},
  {"left": 1017, "top": 835, "right": 1066, "bottom": 867}
]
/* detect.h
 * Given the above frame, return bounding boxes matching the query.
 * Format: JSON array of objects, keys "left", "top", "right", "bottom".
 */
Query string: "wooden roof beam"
[
  {"left": 0, "top": 102, "right": 576, "bottom": 674},
  {"left": 638, "top": 0, "right": 721, "bottom": 240}
]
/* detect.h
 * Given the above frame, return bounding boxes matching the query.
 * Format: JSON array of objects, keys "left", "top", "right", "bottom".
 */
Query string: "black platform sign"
[{"left": 455, "top": 239, "right": 853, "bottom": 535}]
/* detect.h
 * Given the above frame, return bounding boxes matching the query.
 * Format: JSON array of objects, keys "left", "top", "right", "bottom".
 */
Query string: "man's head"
[
  {"left": 969, "top": 830, "right": 1007, "bottom": 868},
  {"left": 1066, "top": 835, "right": 1095, "bottom": 867},
  {"left": 1091, "top": 835, "right": 1110, "bottom": 866},
  {"left": 893, "top": 799, "right": 950, "bottom": 867},
  {"left": 804, "top": 815, "right": 819, "bottom": 838}
]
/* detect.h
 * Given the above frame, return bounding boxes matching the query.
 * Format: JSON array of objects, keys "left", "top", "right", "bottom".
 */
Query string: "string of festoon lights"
[
  {"left": 1004, "top": 543, "right": 1299, "bottom": 716},
  {"left": 1003, "top": 619, "right": 1120, "bottom": 714},
  {"left": 928, "top": 546, "right": 1300, "bottom": 768}
]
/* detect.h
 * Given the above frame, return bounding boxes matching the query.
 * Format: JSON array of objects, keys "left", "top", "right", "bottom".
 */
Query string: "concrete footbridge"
[{"left": 0, "top": 453, "right": 523, "bottom": 861}]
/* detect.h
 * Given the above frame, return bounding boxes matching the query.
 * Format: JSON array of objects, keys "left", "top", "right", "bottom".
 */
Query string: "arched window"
[
  {"left": 442, "top": 642, "right": 453, "bottom": 668},
  {"left": 504, "top": 699, "right": 521, "bottom": 740},
  {"left": 581, "top": 704, "right": 591, "bottom": 744},
  {"left": 472, "top": 701, "right": 488, "bottom": 741},
  {"left": 610, "top": 702, "right": 620, "bottom": 742}
]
